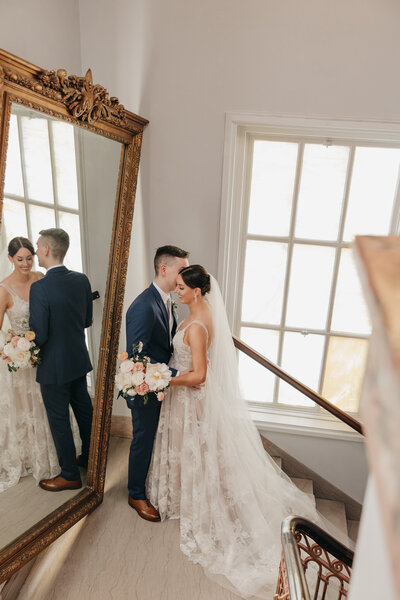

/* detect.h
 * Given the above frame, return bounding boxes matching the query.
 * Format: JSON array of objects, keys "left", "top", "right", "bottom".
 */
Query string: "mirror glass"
[{"left": 0, "top": 103, "right": 122, "bottom": 549}]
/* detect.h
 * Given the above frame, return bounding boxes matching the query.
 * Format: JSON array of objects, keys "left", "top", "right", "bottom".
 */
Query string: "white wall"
[
  {"left": 80, "top": 0, "right": 400, "bottom": 282},
  {"left": 0, "top": 0, "right": 81, "bottom": 74},
  {"left": 263, "top": 428, "right": 367, "bottom": 503}
]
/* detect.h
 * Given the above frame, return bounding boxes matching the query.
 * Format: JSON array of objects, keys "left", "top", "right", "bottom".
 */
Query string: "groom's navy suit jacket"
[
  {"left": 125, "top": 283, "right": 177, "bottom": 410},
  {"left": 29, "top": 266, "right": 93, "bottom": 385},
  {"left": 125, "top": 283, "right": 177, "bottom": 499}
]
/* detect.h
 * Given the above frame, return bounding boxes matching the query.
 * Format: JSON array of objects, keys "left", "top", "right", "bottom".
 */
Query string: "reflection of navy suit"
[
  {"left": 29, "top": 266, "right": 93, "bottom": 481},
  {"left": 125, "top": 283, "right": 177, "bottom": 499}
]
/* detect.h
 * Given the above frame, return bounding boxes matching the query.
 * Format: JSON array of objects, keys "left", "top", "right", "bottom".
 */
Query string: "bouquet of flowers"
[
  {"left": 115, "top": 341, "right": 172, "bottom": 405},
  {"left": 0, "top": 329, "right": 41, "bottom": 372}
]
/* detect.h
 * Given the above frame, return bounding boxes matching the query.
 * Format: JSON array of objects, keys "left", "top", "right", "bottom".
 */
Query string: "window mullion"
[
  {"left": 16, "top": 114, "right": 32, "bottom": 241},
  {"left": 47, "top": 120, "right": 59, "bottom": 227},
  {"left": 234, "top": 134, "right": 255, "bottom": 335},
  {"left": 274, "top": 142, "right": 304, "bottom": 406},
  {"left": 318, "top": 145, "right": 356, "bottom": 396}
]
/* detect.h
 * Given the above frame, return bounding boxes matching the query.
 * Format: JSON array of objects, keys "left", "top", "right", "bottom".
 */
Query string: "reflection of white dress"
[
  {"left": 0, "top": 283, "right": 81, "bottom": 493},
  {"left": 147, "top": 318, "right": 343, "bottom": 599}
]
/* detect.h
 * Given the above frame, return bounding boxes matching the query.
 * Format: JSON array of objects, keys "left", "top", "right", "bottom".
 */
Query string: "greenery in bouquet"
[{"left": 115, "top": 341, "right": 172, "bottom": 405}]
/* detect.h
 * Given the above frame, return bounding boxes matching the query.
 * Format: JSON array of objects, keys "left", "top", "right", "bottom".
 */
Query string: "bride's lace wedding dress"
[
  {"left": 0, "top": 283, "right": 81, "bottom": 493},
  {"left": 147, "top": 278, "right": 348, "bottom": 599}
]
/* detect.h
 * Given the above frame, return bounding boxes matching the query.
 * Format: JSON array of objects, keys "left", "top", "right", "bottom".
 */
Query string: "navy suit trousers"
[
  {"left": 40, "top": 376, "right": 93, "bottom": 481},
  {"left": 128, "top": 395, "right": 161, "bottom": 499}
]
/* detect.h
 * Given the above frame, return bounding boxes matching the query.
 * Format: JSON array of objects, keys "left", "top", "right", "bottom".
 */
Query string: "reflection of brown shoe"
[
  {"left": 39, "top": 476, "right": 82, "bottom": 492},
  {"left": 128, "top": 497, "right": 161, "bottom": 522}
]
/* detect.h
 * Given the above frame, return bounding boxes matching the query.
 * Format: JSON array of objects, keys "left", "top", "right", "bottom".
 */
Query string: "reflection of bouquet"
[
  {"left": 115, "top": 341, "right": 172, "bottom": 405},
  {"left": 0, "top": 330, "right": 41, "bottom": 372}
]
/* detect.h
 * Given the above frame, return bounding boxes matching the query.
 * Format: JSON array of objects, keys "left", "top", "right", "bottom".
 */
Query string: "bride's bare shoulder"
[{"left": 33, "top": 271, "right": 44, "bottom": 281}]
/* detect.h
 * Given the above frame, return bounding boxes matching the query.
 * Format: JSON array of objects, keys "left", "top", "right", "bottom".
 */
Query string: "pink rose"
[
  {"left": 1, "top": 353, "right": 8, "bottom": 360},
  {"left": 11, "top": 336, "right": 20, "bottom": 347},
  {"left": 157, "top": 392, "right": 164, "bottom": 402},
  {"left": 133, "top": 362, "right": 145, "bottom": 372},
  {"left": 135, "top": 382, "right": 150, "bottom": 396}
]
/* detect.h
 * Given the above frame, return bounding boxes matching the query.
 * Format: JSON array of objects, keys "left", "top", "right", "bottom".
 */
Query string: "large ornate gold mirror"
[{"left": 0, "top": 49, "right": 147, "bottom": 582}]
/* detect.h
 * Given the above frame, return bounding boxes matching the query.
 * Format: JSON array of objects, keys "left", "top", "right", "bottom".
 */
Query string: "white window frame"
[{"left": 218, "top": 113, "right": 400, "bottom": 439}]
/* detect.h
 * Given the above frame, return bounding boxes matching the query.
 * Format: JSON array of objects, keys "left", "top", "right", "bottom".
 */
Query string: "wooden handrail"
[{"left": 233, "top": 336, "right": 364, "bottom": 435}]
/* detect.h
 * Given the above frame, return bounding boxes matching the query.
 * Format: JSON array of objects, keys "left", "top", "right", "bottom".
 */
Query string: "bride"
[
  {"left": 0, "top": 236, "right": 80, "bottom": 493},
  {"left": 147, "top": 265, "right": 347, "bottom": 599}
]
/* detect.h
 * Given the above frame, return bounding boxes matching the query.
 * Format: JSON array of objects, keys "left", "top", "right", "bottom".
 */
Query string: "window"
[
  {"left": 2, "top": 105, "right": 94, "bottom": 390},
  {"left": 3, "top": 106, "right": 84, "bottom": 273},
  {"left": 219, "top": 115, "right": 400, "bottom": 418}
]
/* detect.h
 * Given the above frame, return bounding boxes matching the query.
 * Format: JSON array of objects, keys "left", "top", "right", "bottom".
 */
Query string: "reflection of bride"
[
  {"left": 0, "top": 236, "right": 80, "bottom": 493},
  {"left": 148, "top": 266, "right": 349, "bottom": 599}
]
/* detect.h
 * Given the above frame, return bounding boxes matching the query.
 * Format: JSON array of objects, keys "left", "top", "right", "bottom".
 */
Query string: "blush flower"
[
  {"left": 157, "top": 391, "right": 164, "bottom": 402},
  {"left": 118, "top": 351, "right": 128, "bottom": 361},
  {"left": 132, "top": 362, "right": 145, "bottom": 372},
  {"left": 25, "top": 331, "right": 36, "bottom": 342},
  {"left": 135, "top": 382, "right": 150, "bottom": 396}
]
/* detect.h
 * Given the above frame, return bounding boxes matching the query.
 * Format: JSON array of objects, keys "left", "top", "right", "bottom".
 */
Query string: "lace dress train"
[
  {"left": 0, "top": 283, "right": 81, "bottom": 493},
  {"left": 147, "top": 320, "right": 339, "bottom": 599}
]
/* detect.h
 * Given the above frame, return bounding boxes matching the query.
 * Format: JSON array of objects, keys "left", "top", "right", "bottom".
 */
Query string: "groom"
[
  {"left": 29, "top": 228, "right": 93, "bottom": 492},
  {"left": 125, "top": 245, "right": 189, "bottom": 521}
]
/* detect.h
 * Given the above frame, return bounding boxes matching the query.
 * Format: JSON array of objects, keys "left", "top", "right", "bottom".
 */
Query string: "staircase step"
[
  {"left": 347, "top": 519, "right": 360, "bottom": 543},
  {"left": 272, "top": 456, "right": 282, "bottom": 469},
  {"left": 315, "top": 498, "right": 348, "bottom": 535},
  {"left": 291, "top": 477, "right": 314, "bottom": 496}
]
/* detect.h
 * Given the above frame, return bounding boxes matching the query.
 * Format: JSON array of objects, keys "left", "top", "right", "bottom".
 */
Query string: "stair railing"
[
  {"left": 275, "top": 516, "right": 354, "bottom": 600},
  {"left": 233, "top": 336, "right": 364, "bottom": 435}
]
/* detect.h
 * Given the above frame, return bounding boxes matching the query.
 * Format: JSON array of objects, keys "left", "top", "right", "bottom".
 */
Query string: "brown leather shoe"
[
  {"left": 39, "top": 476, "right": 82, "bottom": 492},
  {"left": 128, "top": 497, "right": 161, "bottom": 522}
]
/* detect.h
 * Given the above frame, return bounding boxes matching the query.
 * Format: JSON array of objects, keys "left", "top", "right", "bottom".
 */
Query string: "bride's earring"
[{"left": 194, "top": 294, "right": 198, "bottom": 304}]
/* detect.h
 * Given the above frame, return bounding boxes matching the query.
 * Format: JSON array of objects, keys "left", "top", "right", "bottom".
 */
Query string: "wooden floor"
[
  {"left": 16, "top": 436, "right": 242, "bottom": 600},
  {"left": 0, "top": 471, "right": 86, "bottom": 549}
]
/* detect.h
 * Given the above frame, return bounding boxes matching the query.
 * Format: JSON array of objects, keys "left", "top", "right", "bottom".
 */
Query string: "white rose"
[
  {"left": 145, "top": 363, "right": 172, "bottom": 391},
  {"left": 115, "top": 371, "right": 134, "bottom": 391},
  {"left": 17, "top": 337, "right": 31, "bottom": 352},
  {"left": 120, "top": 360, "right": 134, "bottom": 374},
  {"left": 14, "top": 350, "right": 30, "bottom": 369},
  {"left": 130, "top": 370, "right": 145, "bottom": 387},
  {"left": 126, "top": 387, "right": 137, "bottom": 397},
  {"left": 3, "top": 343, "right": 17, "bottom": 360}
]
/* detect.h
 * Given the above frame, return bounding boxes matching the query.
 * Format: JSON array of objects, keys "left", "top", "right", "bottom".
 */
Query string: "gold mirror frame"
[{"left": 0, "top": 48, "right": 148, "bottom": 582}]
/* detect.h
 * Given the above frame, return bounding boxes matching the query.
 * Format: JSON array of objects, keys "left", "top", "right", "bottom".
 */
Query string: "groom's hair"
[
  {"left": 39, "top": 228, "right": 70, "bottom": 260},
  {"left": 154, "top": 245, "right": 189, "bottom": 274}
]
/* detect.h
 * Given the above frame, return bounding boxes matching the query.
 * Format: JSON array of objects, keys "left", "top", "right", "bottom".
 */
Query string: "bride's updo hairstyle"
[
  {"left": 179, "top": 265, "right": 211, "bottom": 296},
  {"left": 8, "top": 237, "right": 35, "bottom": 257}
]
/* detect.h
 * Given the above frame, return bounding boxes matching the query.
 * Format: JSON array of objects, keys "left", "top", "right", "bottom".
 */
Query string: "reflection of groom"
[
  {"left": 29, "top": 228, "right": 93, "bottom": 492},
  {"left": 125, "top": 245, "right": 189, "bottom": 521}
]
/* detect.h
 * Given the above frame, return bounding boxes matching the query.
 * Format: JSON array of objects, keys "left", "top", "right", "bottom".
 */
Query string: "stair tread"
[
  {"left": 291, "top": 477, "right": 314, "bottom": 495},
  {"left": 347, "top": 519, "right": 360, "bottom": 543},
  {"left": 315, "top": 498, "right": 348, "bottom": 535}
]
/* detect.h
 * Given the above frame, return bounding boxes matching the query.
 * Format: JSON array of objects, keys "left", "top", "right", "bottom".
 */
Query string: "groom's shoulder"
[
  {"left": 133, "top": 284, "right": 155, "bottom": 302},
  {"left": 127, "top": 285, "right": 155, "bottom": 313}
]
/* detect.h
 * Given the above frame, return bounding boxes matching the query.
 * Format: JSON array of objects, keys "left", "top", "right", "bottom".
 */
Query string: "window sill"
[{"left": 249, "top": 404, "right": 364, "bottom": 442}]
